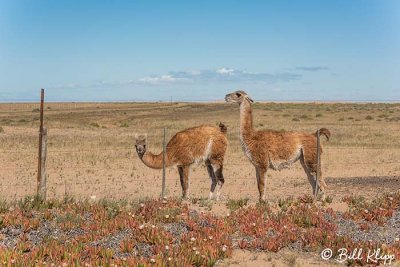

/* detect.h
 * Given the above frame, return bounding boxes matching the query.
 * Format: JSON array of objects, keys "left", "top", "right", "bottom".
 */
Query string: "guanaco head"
[
  {"left": 225, "top": 90, "right": 254, "bottom": 105},
  {"left": 134, "top": 134, "right": 147, "bottom": 157},
  {"left": 218, "top": 122, "right": 228, "bottom": 134}
]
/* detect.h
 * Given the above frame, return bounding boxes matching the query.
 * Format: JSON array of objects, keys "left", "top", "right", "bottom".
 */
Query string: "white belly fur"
[{"left": 269, "top": 146, "right": 302, "bottom": 170}]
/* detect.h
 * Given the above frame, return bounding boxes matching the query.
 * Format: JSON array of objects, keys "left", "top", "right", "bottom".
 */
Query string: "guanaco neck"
[
  {"left": 138, "top": 151, "right": 165, "bottom": 169},
  {"left": 239, "top": 100, "right": 254, "bottom": 140}
]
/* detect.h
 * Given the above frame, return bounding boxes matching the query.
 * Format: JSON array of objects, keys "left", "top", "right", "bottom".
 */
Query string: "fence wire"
[{"left": 1, "top": 129, "right": 400, "bottom": 200}]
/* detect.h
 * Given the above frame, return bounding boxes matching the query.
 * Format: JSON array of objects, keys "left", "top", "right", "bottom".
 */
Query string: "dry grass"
[
  {"left": 1, "top": 102, "right": 400, "bottom": 202},
  {"left": 1, "top": 102, "right": 400, "bottom": 266}
]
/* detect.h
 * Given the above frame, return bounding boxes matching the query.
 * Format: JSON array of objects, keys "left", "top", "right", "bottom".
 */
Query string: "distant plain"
[{"left": 1, "top": 101, "right": 400, "bottom": 202}]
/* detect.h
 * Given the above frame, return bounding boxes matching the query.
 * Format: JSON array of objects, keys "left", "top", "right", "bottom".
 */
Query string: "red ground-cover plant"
[
  {"left": 0, "top": 197, "right": 232, "bottom": 266},
  {"left": 0, "top": 194, "right": 400, "bottom": 266},
  {"left": 229, "top": 197, "right": 337, "bottom": 253},
  {"left": 343, "top": 193, "right": 400, "bottom": 225},
  {"left": 230, "top": 195, "right": 400, "bottom": 266}
]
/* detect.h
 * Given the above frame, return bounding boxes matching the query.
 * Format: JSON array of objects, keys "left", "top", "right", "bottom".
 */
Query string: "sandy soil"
[
  {"left": 1, "top": 102, "right": 400, "bottom": 265},
  {"left": 216, "top": 248, "right": 343, "bottom": 267},
  {"left": 1, "top": 102, "right": 400, "bottom": 203}
]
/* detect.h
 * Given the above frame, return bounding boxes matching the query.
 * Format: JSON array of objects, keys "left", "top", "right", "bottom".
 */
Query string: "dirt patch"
[
  {"left": 2, "top": 102, "right": 400, "bottom": 265},
  {"left": 215, "top": 248, "right": 342, "bottom": 267},
  {"left": 1, "top": 102, "right": 400, "bottom": 203},
  {"left": 327, "top": 202, "right": 348, "bottom": 213}
]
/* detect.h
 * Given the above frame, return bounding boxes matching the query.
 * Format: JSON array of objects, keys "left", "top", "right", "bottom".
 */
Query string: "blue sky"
[{"left": 0, "top": 0, "right": 399, "bottom": 102}]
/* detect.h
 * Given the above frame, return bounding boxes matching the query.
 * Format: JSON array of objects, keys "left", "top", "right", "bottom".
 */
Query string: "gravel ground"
[
  {"left": 0, "top": 225, "right": 22, "bottom": 248},
  {"left": 90, "top": 229, "right": 133, "bottom": 250},
  {"left": 162, "top": 222, "right": 190, "bottom": 238},
  {"left": 336, "top": 210, "right": 400, "bottom": 244},
  {"left": 89, "top": 228, "right": 154, "bottom": 258}
]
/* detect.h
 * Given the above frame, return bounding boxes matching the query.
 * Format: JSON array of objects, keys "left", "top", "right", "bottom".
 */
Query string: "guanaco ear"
[{"left": 246, "top": 96, "right": 254, "bottom": 103}]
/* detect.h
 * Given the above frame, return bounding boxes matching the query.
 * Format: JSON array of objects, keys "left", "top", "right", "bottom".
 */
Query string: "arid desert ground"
[
  {"left": 1, "top": 101, "right": 400, "bottom": 202},
  {"left": 1, "top": 102, "right": 400, "bottom": 266}
]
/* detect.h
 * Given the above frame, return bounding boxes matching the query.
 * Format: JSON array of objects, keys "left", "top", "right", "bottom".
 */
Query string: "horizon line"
[{"left": 1, "top": 99, "right": 400, "bottom": 104}]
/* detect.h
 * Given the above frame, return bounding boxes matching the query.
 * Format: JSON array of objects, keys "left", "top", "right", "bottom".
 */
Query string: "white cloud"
[
  {"left": 216, "top": 67, "right": 235, "bottom": 75},
  {"left": 48, "top": 67, "right": 303, "bottom": 90},
  {"left": 189, "top": 70, "right": 201, "bottom": 75},
  {"left": 154, "top": 67, "right": 301, "bottom": 84},
  {"left": 139, "top": 75, "right": 187, "bottom": 85}
]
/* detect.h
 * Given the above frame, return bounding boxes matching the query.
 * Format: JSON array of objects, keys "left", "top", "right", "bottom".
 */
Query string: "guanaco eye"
[{"left": 236, "top": 92, "right": 241, "bottom": 97}]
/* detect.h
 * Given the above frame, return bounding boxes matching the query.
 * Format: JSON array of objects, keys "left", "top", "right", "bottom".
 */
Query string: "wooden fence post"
[
  {"left": 39, "top": 128, "right": 48, "bottom": 200},
  {"left": 161, "top": 127, "right": 167, "bottom": 198},
  {"left": 314, "top": 128, "right": 321, "bottom": 199},
  {"left": 37, "top": 88, "right": 44, "bottom": 196}
]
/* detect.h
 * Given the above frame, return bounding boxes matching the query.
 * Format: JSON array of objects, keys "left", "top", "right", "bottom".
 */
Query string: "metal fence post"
[{"left": 161, "top": 127, "right": 167, "bottom": 198}]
